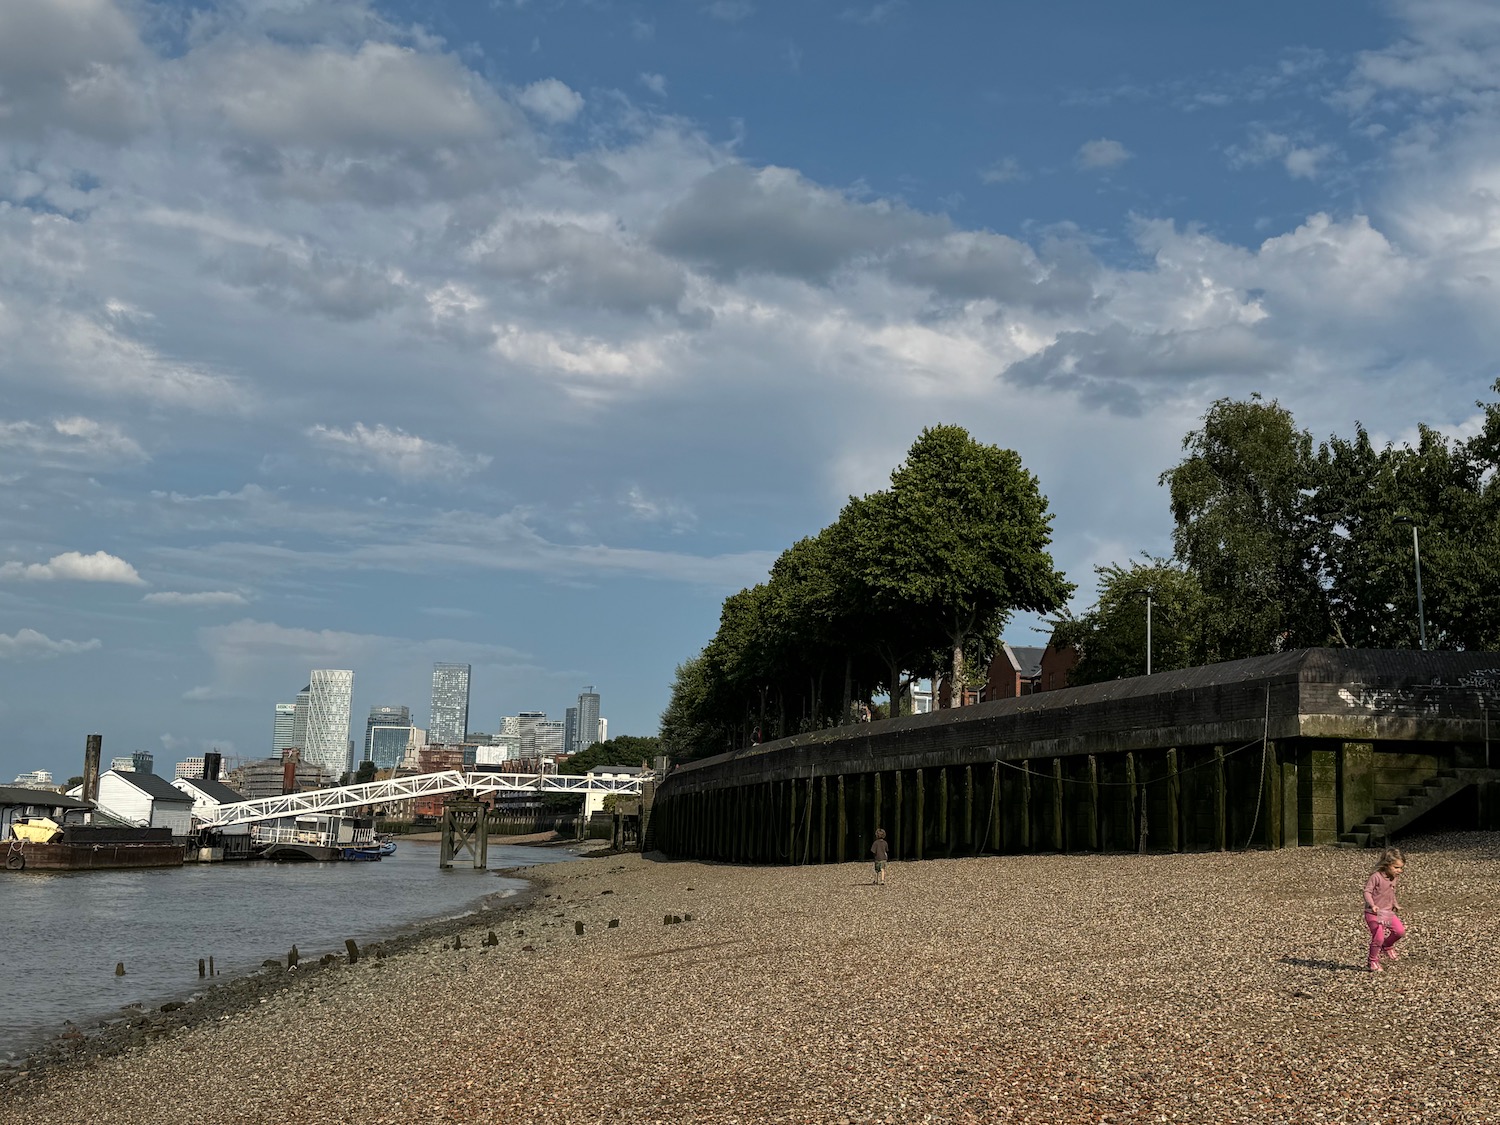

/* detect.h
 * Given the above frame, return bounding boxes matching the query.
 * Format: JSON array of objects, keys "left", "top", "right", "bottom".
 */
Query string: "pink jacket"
[{"left": 1363, "top": 870, "right": 1400, "bottom": 921}]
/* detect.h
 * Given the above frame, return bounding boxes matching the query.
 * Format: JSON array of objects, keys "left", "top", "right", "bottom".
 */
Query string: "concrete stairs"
[{"left": 1337, "top": 768, "right": 1500, "bottom": 848}]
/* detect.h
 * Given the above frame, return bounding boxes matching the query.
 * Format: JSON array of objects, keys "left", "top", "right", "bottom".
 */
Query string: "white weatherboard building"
[
  {"left": 84, "top": 770, "right": 195, "bottom": 834},
  {"left": 303, "top": 670, "right": 355, "bottom": 777}
]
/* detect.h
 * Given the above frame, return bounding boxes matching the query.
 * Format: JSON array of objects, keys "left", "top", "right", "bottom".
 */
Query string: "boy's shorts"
[{"left": 874, "top": 861, "right": 886, "bottom": 872}]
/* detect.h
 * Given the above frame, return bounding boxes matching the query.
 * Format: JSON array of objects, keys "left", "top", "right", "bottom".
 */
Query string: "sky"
[{"left": 4, "top": 0, "right": 1500, "bottom": 784}]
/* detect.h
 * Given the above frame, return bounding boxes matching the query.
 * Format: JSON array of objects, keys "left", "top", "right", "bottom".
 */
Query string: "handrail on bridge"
[{"left": 195, "top": 769, "right": 649, "bottom": 828}]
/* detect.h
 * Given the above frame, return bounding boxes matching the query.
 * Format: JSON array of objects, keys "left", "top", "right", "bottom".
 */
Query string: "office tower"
[
  {"left": 536, "top": 719, "right": 566, "bottom": 756},
  {"left": 514, "top": 711, "right": 546, "bottom": 757},
  {"left": 273, "top": 702, "right": 296, "bottom": 753},
  {"left": 597, "top": 716, "right": 607, "bottom": 744},
  {"left": 576, "top": 686, "right": 600, "bottom": 753},
  {"left": 364, "top": 705, "right": 411, "bottom": 760},
  {"left": 303, "top": 670, "right": 355, "bottom": 778},
  {"left": 368, "top": 724, "right": 415, "bottom": 770},
  {"left": 110, "top": 756, "right": 136, "bottom": 772},
  {"left": 429, "top": 663, "right": 471, "bottom": 746},
  {"left": 131, "top": 750, "right": 154, "bottom": 775},
  {"left": 292, "top": 685, "right": 311, "bottom": 750},
  {"left": 564, "top": 707, "right": 578, "bottom": 756},
  {"left": 174, "top": 757, "right": 206, "bottom": 780}
]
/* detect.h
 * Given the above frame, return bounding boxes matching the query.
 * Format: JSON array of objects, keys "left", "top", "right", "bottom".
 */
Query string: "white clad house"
[
  {"left": 581, "top": 763, "right": 650, "bottom": 817},
  {"left": 72, "top": 770, "right": 195, "bottom": 836}
]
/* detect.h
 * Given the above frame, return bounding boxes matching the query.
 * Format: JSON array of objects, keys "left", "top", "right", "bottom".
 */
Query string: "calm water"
[{"left": 0, "top": 841, "right": 574, "bottom": 1058}]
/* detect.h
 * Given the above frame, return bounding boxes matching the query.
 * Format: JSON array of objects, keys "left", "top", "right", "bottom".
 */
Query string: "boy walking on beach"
[{"left": 871, "top": 828, "right": 888, "bottom": 885}]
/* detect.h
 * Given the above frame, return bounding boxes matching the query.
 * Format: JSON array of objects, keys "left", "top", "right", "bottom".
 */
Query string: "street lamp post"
[
  {"left": 1146, "top": 593, "right": 1153, "bottom": 676},
  {"left": 1395, "top": 517, "right": 1428, "bottom": 651}
]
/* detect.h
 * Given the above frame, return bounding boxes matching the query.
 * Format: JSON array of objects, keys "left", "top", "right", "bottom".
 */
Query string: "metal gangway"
[{"left": 195, "top": 770, "right": 648, "bottom": 828}]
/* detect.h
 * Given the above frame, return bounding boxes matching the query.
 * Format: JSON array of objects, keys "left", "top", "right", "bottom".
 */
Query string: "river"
[{"left": 0, "top": 840, "right": 575, "bottom": 1059}]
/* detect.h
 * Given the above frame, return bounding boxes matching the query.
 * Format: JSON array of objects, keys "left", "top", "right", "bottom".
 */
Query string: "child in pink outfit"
[{"left": 1362, "top": 847, "right": 1405, "bottom": 971}]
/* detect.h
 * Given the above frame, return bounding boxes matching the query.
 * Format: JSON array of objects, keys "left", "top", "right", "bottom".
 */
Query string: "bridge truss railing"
[{"left": 196, "top": 770, "right": 647, "bottom": 828}]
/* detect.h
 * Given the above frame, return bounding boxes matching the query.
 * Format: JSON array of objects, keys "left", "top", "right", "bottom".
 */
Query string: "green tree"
[
  {"left": 353, "top": 760, "right": 377, "bottom": 785},
  {"left": 856, "top": 426, "right": 1072, "bottom": 705},
  {"left": 1163, "top": 396, "right": 1332, "bottom": 659},
  {"left": 1053, "top": 559, "right": 1207, "bottom": 684},
  {"left": 561, "top": 735, "right": 663, "bottom": 775}
]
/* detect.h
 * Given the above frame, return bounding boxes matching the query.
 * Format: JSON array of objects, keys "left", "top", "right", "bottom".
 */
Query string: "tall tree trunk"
[
  {"left": 841, "top": 654, "right": 853, "bottom": 724},
  {"left": 951, "top": 643, "right": 965, "bottom": 708}
]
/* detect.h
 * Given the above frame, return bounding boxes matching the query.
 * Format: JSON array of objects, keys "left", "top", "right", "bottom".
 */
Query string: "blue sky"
[{"left": 4, "top": 0, "right": 1499, "bottom": 783}]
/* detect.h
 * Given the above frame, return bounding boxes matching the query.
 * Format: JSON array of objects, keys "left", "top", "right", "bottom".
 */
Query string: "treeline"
[
  {"left": 1058, "top": 388, "right": 1500, "bottom": 683},
  {"left": 659, "top": 426, "right": 1072, "bottom": 760}
]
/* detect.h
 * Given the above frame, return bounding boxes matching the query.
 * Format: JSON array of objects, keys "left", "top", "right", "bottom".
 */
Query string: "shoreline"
[
  {"left": 1, "top": 840, "right": 607, "bottom": 1080},
  {"left": 6, "top": 833, "right": 1498, "bottom": 1123}
]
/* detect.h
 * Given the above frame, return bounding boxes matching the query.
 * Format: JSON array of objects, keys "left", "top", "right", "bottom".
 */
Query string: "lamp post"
[
  {"left": 1146, "top": 593, "right": 1153, "bottom": 676},
  {"left": 1395, "top": 517, "right": 1427, "bottom": 651}
]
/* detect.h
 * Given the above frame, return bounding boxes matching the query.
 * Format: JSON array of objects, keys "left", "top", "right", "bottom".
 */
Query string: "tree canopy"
[
  {"left": 660, "top": 425, "right": 1069, "bottom": 759},
  {"left": 560, "top": 735, "right": 663, "bottom": 775}
]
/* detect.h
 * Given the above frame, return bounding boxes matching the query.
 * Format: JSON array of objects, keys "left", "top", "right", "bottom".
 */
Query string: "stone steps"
[{"left": 1335, "top": 768, "right": 1495, "bottom": 848}]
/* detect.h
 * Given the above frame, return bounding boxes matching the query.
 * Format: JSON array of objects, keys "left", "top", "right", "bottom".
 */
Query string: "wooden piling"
[
  {"left": 836, "top": 776, "right": 848, "bottom": 864},
  {"left": 1214, "top": 745, "right": 1227, "bottom": 852},
  {"left": 1166, "top": 748, "right": 1181, "bottom": 853}
]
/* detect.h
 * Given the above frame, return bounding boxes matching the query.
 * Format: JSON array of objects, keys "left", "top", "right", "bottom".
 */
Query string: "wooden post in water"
[{"left": 440, "top": 798, "right": 489, "bottom": 869}]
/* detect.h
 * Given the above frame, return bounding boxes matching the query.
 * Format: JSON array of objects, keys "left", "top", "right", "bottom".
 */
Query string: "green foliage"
[
  {"left": 353, "top": 759, "right": 377, "bottom": 785},
  {"left": 1053, "top": 559, "right": 1207, "bottom": 684},
  {"left": 661, "top": 425, "right": 1071, "bottom": 757},
  {"left": 561, "top": 735, "right": 662, "bottom": 775}
]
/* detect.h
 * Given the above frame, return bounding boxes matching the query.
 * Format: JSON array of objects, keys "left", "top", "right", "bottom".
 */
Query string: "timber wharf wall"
[{"left": 646, "top": 649, "right": 1500, "bottom": 862}]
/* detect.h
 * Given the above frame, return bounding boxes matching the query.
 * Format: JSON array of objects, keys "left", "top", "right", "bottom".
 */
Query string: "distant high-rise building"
[
  {"left": 303, "top": 670, "right": 354, "bottom": 777},
  {"left": 368, "top": 725, "right": 416, "bottom": 770},
  {"left": 597, "top": 717, "right": 607, "bottom": 744},
  {"left": 536, "top": 719, "right": 566, "bottom": 757},
  {"left": 514, "top": 711, "right": 547, "bottom": 757},
  {"left": 564, "top": 707, "right": 578, "bottom": 756},
  {"left": 12, "top": 769, "right": 53, "bottom": 788},
  {"left": 273, "top": 702, "right": 297, "bottom": 753},
  {"left": 364, "top": 705, "right": 411, "bottom": 760},
  {"left": 292, "top": 685, "right": 311, "bottom": 750},
  {"left": 131, "top": 750, "right": 154, "bottom": 776},
  {"left": 576, "top": 686, "right": 600, "bottom": 753},
  {"left": 429, "top": 663, "right": 471, "bottom": 746},
  {"left": 174, "top": 757, "right": 206, "bottom": 780}
]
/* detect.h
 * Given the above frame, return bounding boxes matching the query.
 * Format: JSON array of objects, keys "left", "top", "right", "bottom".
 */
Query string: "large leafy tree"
[
  {"left": 859, "top": 426, "right": 1073, "bottom": 704},
  {"left": 561, "top": 735, "right": 663, "bottom": 775},
  {"left": 1053, "top": 559, "right": 1208, "bottom": 684},
  {"left": 1162, "top": 395, "right": 1333, "bottom": 659}
]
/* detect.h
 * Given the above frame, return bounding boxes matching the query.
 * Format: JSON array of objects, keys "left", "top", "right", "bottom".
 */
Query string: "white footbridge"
[{"left": 195, "top": 770, "right": 648, "bottom": 829}]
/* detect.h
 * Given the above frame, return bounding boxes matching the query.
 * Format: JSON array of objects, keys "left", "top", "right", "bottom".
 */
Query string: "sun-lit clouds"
[
  {"left": 1075, "top": 138, "right": 1132, "bottom": 170},
  {"left": 1228, "top": 126, "right": 1336, "bottom": 180},
  {"left": 0, "top": 550, "right": 145, "bottom": 584},
  {"left": 143, "top": 590, "right": 249, "bottom": 607},
  {"left": 516, "top": 78, "right": 584, "bottom": 123},
  {"left": 0, "top": 627, "right": 102, "bottom": 659},
  {"left": 305, "top": 423, "right": 492, "bottom": 481}
]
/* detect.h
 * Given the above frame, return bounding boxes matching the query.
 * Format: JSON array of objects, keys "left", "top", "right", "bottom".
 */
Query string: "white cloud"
[
  {"left": 639, "top": 72, "right": 668, "bottom": 97},
  {"left": 1075, "top": 138, "right": 1132, "bottom": 170},
  {"left": 0, "top": 416, "right": 146, "bottom": 464},
  {"left": 0, "top": 550, "right": 145, "bottom": 585},
  {"left": 1228, "top": 127, "right": 1335, "bottom": 180},
  {"left": 0, "top": 0, "right": 147, "bottom": 139},
  {"left": 979, "top": 157, "right": 1026, "bottom": 184},
  {"left": 516, "top": 78, "right": 584, "bottom": 124},
  {"left": 703, "top": 1, "right": 754, "bottom": 21},
  {"left": 143, "top": 591, "right": 249, "bottom": 607},
  {"left": 306, "top": 423, "right": 492, "bottom": 481},
  {"left": 0, "top": 628, "right": 102, "bottom": 659}
]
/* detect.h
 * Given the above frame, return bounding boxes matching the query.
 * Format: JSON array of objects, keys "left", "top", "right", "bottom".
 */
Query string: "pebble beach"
[{"left": 4, "top": 833, "right": 1498, "bottom": 1124}]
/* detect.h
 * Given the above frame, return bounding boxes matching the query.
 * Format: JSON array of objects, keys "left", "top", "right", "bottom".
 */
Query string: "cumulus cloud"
[
  {"left": 212, "top": 244, "right": 409, "bottom": 321},
  {"left": 143, "top": 591, "right": 249, "bottom": 607},
  {"left": 639, "top": 72, "right": 668, "bottom": 97},
  {"left": 516, "top": 78, "right": 584, "bottom": 123},
  {"left": 0, "top": 550, "right": 145, "bottom": 584},
  {"left": 0, "top": 627, "right": 102, "bottom": 659},
  {"left": 1228, "top": 127, "right": 1335, "bottom": 180},
  {"left": 652, "top": 164, "right": 948, "bottom": 281},
  {"left": 1075, "top": 138, "right": 1132, "bottom": 170},
  {"left": 306, "top": 422, "right": 492, "bottom": 481}
]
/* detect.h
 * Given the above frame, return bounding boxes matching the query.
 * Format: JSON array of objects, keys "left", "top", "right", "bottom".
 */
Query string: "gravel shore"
[{"left": 4, "top": 834, "right": 1498, "bottom": 1124}]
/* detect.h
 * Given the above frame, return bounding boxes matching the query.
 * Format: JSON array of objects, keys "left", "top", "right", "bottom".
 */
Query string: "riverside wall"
[{"left": 647, "top": 649, "right": 1500, "bottom": 861}]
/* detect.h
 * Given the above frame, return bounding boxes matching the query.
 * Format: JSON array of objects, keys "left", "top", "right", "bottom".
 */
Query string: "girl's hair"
[
  {"left": 875, "top": 828, "right": 886, "bottom": 839},
  {"left": 1376, "top": 847, "right": 1404, "bottom": 873}
]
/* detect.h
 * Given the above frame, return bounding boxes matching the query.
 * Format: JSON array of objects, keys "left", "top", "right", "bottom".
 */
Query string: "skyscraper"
[
  {"left": 292, "top": 685, "right": 311, "bottom": 750},
  {"left": 429, "top": 663, "right": 470, "bottom": 746},
  {"left": 576, "top": 686, "right": 600, "bottom": 753},
  {"left": 273, "top": 702, "right": 297, "bottom": 753},
  {"left": 303, "top": 670, "right": 355, "bottom": 777},
  {"left": 564, "top": 707, "right": 578, "bottom": 756},
  {"left": 364, "top": 705, "right": 411, "bottom": 760}
]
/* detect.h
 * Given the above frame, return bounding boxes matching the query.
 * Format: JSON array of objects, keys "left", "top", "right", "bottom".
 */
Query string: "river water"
[{"left": 0, "top": 840, "right": 575, "bottom": 1059}]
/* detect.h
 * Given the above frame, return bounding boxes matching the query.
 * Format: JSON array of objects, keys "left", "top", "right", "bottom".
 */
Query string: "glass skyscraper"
[
  {"left": 364, "top": 705, "right": 410, "bottom": 760},
  {"left": 304, "top": 670, "right": 355, "bottom": 777},
  {"left": 576, "top": 686, "right": 601, "bottom": 753},
  {"left": 368, "top": 725, "right": 414, "bottom": 770},
  {"left": 273, "top": 702, "right": 297, "bottom": 753},
  {"left": 429, "top": 663, "right": 470, "bottom": 746}
]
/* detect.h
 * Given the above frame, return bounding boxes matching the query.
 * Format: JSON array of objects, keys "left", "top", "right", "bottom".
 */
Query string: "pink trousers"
[{"left": 1365, "top": 913, "right": 1405, "bottom": 966}]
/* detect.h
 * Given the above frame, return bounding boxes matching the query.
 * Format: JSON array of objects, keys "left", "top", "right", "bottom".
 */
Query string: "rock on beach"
[{"left": 3, "top": 833, "right": 1498, "bottom": 1124}]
